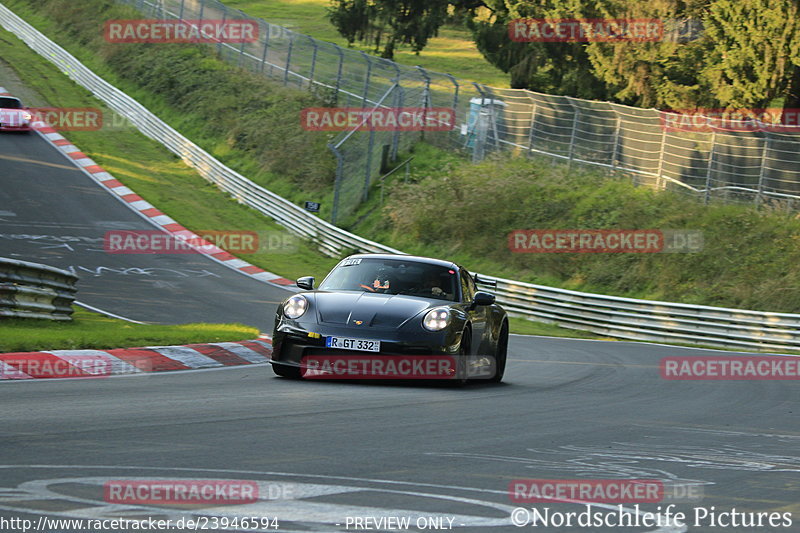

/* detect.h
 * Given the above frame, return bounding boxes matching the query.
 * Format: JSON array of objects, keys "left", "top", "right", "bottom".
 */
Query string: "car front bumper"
[
  {"left": 271, "top": 322, "right": 495, "bottom": 379},
  {"left": 271, "top": 322, "right": 460, "bottom": 364}
]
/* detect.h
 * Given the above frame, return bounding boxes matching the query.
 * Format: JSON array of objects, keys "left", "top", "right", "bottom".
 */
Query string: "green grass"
[
  {"left": 224, "top": 0, "right": 509, "bottom": 87},
  {"left": 0, "top": 308, "right": 259, "bottom": 352},
  {"left": 507, "top": 317, "right": 604, "bottom": 339}
]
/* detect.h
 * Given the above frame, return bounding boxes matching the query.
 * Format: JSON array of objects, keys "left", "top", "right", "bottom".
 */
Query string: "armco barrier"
[
  {"left": 2, "top": 4, "right": 800, "bottom": 352},
  {"left": 0, "top": 257, "right": 78, "bottom": 321}
]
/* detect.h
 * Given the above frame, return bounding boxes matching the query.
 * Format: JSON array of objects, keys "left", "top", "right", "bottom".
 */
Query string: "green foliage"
[
  {"left": 702, "top": 0, "right": 800, "bottom": 110},
  {"left": 468, "top": 0, "right": 607, "bottom": 98},
  {"left": 570, "top": 0, "right": 714, "bottom": 108},
  {"left": 328, "top": 0, "right": 374, "bottom": 46},
  {"left": 468, "top": 0, "right": 800, "bottom": 113},
  {"left": 328, "top": 0, "right": 449, "bottom": 59}
]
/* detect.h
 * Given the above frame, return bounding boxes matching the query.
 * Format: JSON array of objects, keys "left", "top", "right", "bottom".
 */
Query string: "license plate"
[{"left": 325, "top": 336, "right": 381, "bottom": 352}]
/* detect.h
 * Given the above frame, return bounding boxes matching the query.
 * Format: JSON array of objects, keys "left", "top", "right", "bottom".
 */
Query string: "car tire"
[
  {"left": 272, "top": 362, "right": 301, "bottom": 379},
  {"left": 489, "top": 322, "right": 508, "bottom": 383}
]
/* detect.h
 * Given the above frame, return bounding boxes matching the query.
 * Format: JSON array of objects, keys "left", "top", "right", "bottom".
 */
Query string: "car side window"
[{"left": 459, "top": 268, "right": 474, "bottom": 303}]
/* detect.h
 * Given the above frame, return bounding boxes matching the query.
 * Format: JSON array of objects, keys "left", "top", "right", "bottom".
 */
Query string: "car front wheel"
[{"left": 489, "top": 322, "right": 508, "bottom": 383}]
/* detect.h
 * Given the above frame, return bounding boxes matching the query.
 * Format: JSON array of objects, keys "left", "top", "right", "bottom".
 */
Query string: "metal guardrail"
[
  {"left": 0, "top": 257, "right": 78, "bottom": 321},
  {"left": 3, "top": 4, "right": 800, "bottom": 352}
]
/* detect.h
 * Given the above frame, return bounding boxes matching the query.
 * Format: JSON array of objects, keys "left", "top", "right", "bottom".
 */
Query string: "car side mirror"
[
  {"left": 473, "top": 291, "right": 495, "bottom": 306},
  {"left": 296, "top": 276, "right": 315, "bottom": 290}
]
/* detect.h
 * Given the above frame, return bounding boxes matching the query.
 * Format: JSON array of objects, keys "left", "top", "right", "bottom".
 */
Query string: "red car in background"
[{"left": 0, "top": 96, "right": 33, "bottom": 133}]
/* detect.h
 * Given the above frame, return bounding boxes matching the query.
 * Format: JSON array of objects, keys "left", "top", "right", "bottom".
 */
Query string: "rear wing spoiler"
[{"left": 473, "top": 274, "right": 497, "bottom": 288}]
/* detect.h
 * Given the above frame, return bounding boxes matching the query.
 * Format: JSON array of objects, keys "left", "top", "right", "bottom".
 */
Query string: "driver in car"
[
  {"left": 359, "top": 268, "right": 391, "bottom": 293},
  {"left": 414, "top": 271, "right": 445, "bottom": 297}
]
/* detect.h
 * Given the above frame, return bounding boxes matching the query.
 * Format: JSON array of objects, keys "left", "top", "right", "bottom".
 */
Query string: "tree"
[
  {"left": 328, "top": 0, "right": 450, "bottom": 59},
  {"left": 553, "top": 0, "right": 715, "bottom": 110},
  {"left": 468, "top": 0, "right": 608, "bottom": 99},
  {"left": 701, "top": 0, "right": 800, "bottom": 121},
  {"left": 327, "top": 0, "right": 375, "bottom": 48}
]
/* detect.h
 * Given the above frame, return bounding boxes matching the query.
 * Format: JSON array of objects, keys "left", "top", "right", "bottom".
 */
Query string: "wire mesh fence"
[{"left": 118, "top": 0, "right": 800, "bottom": 222}]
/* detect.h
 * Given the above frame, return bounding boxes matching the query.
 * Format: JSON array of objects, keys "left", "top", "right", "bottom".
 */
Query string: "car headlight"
[
  {"left": 22, "top": 112, "right": 32, "bottom": 121},
  {"left": 423, "top": 307, "right": 450, "bottom": 331},
  {"left": 283, "top": 295, "right": 308, "bottom": 319}
]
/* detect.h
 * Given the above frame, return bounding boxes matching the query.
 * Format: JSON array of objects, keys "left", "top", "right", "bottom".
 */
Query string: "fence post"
[
  {"left": 198, "top": 0, "right": 205, "bottom": 25},
  {"left": 527, "top": 100, "right": 537, "bottom": 158},
  {"left": 755, "top": 133, "right": 771, "bottom": 206},
  {"left": 390, "top": 64, "right": 403, "bottom": 160},
  {"left": 470, "top": 83, "right": 488, "bottom": 162},
  {"left": 308, "top": 36, "right": 318, "bottom": 89},
  {"left": 283, "top": 32, "right": 294, "bottom": 86},
  {"left": 566, "top": 101, "right": 581, "bottom": 172},
  {"left": 259, "top": 24, "right": 270, "bottom": 74},
  {"left": 217, "top": 4, "right": 226, "bottom": 55},
  {"left": 611, "top": 115, "right": 621, "bottom": 170},
  {"left": 655, "top": 122, "right": 666, "bottom": 189},
  {"left": 416, "top": 66, "right": 432, "bottom": 143},
  {"left": 444, "top": 73, "right": 459, "bottom": 146},
  {"left": 178, "top": 0, "right": 185, "bottom": 20},
  {"left": 333, "top": 45, "right": 345, "bottom": 105},
  {"left": 360, "top": 52, "right": 372, "bottom": 107},
  {"left": 238, "top": 33, "right": 247, "bottom": 68},
  {"left": 416, "top": 66, "right": 432, "bottom": 108},
  {"left": 704, "top": 131, "right": 717, "bottom": 204},
  {"left": 483, "top": 85, "right": 504, "bottom": 152}
]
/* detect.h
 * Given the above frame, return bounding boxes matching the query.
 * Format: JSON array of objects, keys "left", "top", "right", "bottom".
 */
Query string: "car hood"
[{"left": 311, "top": 291, "right": 440, "bottom": 328}]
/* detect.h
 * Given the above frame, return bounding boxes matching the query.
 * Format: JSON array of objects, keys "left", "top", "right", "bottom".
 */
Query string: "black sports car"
[{"left": 271, "top": 253, "right": 509, "bottom": 382}]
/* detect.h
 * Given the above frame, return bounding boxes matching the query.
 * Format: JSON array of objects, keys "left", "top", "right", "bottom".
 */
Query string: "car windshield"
[
  {"left": 0, "top": 97, "right": 22, "bottom": 109},
  {"left": 318, "top": 258, "right": 459, "bottom": 302}
]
